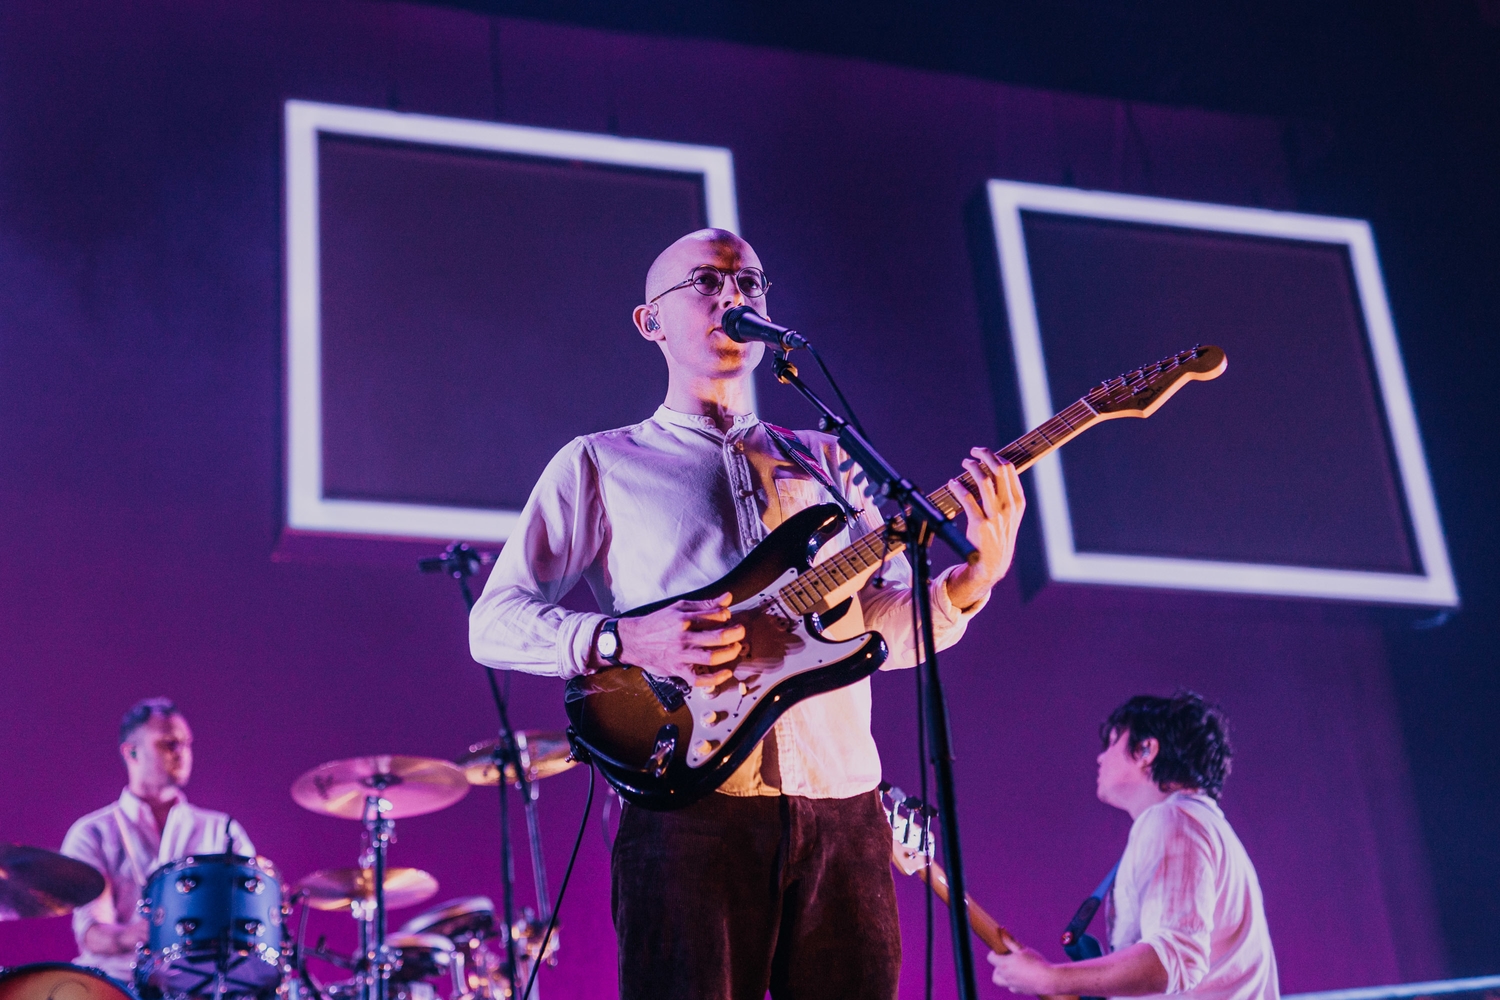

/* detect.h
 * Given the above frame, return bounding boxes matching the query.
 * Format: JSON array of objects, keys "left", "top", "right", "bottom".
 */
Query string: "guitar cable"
[{"left": 519, "top": 761, "right": 595, "bottom": 1000}]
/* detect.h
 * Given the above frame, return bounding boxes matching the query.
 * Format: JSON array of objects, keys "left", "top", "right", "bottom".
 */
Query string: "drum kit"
[{"left": 0, "top": 732, "right": 579, "bottom": 1000}]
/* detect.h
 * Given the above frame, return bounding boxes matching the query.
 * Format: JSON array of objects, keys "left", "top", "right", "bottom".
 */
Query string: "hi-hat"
[
  {"left": 296, "top": 867, "right": 439, "bottom": 912},
  {"left": 291, "top": 755, "right": 469, "bottom": 820},
  {"left": 398, "top": 896, "right": 496, "bottom": 941},
  {"left": 458, "top": 731, "right": 577, "bottom": 787},
  {"left": 0, "top": 843, "right": 106, "bottom": 920}
]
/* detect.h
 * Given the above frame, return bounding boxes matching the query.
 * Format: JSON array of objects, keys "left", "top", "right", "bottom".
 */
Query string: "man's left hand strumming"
[{"left": 944, "top": 446, "right": 1027, "bottom": 611}]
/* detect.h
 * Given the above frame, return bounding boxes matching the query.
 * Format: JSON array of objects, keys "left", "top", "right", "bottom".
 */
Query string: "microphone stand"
[
  {"left": 420, "top": 543, "right": 530, "bottom": 996},
  {"left": 769, "top": 352, "right": 983, "bottom": 1000}
]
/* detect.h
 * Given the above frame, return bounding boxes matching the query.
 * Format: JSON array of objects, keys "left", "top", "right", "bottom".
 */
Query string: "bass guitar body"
[{"left": 564, "top": 503, "right": 890, "bottom": 811}]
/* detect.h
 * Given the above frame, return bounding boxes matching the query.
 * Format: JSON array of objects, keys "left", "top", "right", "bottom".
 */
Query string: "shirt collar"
[
  {"left": 653, "top": 404, "right": 760, "bottom": 434},
  {"left": 119, "top": 786, "right": 186, "bottom": 826}
]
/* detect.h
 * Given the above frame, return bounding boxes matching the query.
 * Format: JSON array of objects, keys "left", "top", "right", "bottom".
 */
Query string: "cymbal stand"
[{"left": 360, "top": 792, "right": 395, "bottom": 1000}]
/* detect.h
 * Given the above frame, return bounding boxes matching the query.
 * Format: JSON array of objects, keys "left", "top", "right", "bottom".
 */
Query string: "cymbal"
[
  {"left": 291, "top": 755, "right": 469, "bottom": 819},
  {"left": 398, "top": 896, "right": 495, "bottom": 940},
  {"left": 458, "top": 731, "right": 577, "bottom": 787},
  {"left": 296, "top": 867, "right": 439, "bottom": 912},
  {"left": 0, "top": 843, "right": 106, "bottom": 920}
]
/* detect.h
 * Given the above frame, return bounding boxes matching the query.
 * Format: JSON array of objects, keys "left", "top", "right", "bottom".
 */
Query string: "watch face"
[{"left": 598, "top": 628, "right": 619, "bottom": 659}]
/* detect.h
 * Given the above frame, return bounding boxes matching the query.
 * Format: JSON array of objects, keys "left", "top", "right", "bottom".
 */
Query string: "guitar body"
[{"left": 564, "top": 503, "right": 890, "bottom": 810}]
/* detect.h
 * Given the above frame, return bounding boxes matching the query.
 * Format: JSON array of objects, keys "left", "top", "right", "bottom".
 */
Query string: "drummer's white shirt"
[{"left": 60, "top": 788, "right": 254, "bottom": 982}]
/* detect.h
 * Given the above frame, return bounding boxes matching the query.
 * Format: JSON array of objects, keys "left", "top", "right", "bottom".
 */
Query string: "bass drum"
[
  {"left": 0, "top": 964, "right": 140, "bottom": 1000},
  {"left": 136, "top": 854, "right": 285, "bottom": 1000}
]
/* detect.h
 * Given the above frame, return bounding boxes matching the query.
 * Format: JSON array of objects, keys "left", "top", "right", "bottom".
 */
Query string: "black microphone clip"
[{"left": 722, "top": 305, "right": 809, "bottom": 352}]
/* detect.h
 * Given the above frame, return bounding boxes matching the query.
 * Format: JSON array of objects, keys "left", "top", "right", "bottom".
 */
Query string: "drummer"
[{"left": 60, "top": 698, "right": 255, "bottom": 980}]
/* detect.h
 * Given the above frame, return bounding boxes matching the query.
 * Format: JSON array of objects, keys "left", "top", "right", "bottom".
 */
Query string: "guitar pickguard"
[{"left": 679, "top": 570, "right": 874, "bottom": 767}]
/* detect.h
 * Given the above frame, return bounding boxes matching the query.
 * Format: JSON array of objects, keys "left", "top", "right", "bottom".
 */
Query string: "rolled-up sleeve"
[
  {"left": 1136, "top": 808, "right": 1218, "bottom": 993},
  {"left": 470, "top": 438, "right": 609, "bottom": 679}
]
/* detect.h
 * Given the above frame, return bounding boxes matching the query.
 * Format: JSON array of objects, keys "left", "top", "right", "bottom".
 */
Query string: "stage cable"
[
  {"left": 806, "top": 344, "right": 870, "bottom": 441},
  {"left": 520, "top": 763, "right": 595, "bottom": 1000}
]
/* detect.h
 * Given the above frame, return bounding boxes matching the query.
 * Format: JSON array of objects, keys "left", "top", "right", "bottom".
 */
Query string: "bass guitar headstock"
[
  {"left": 880, "top": 781, "right": 937, "bottom": 877},
  {"left": 1087, "top": 344, "right": 1227, "bottom": 419}
]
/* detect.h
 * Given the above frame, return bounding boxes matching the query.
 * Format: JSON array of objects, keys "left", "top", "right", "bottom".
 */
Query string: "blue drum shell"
[{"left": 137, "top": 854, "right": 284, "bottom": 998}]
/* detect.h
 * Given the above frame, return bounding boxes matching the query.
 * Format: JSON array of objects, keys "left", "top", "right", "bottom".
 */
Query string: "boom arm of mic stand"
[{"left": 768, "top": 355, "right": 977, "bottom": 564}]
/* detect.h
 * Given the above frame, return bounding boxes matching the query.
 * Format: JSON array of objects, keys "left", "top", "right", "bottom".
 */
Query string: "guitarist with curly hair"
[{"left": 989, "top": 692, "right": 1279, "bottom": 1000}]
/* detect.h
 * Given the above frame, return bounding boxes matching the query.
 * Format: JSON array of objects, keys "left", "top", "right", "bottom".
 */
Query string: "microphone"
[{"left": 722, "top": 306, "right": 809, "bottom": 351}]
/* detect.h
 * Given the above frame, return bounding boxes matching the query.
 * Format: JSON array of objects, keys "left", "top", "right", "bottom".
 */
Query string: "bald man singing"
[{"left": 470, "top": 229, "right": 1025, "bottom": 999}]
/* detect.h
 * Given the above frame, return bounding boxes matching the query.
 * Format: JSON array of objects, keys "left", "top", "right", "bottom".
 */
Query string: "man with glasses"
[
  {"left": 60, "top": 698, "right": 254, "bottom": 982},
  {"left": 471, "top": 228, "right": 1025, "bottom": 998}
]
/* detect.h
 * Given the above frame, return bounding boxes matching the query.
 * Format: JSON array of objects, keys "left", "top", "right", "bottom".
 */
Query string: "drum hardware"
[
  {"left": 291, "top": 756, "right": 467, "bottom": 1000},
  {"left": 0, "top": 843, "right": 106, "bottom": 920}
]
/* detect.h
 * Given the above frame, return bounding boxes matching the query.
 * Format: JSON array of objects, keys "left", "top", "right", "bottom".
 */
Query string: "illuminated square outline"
[
  {"left": 987, "top": 179, "right": 1458, "bottom": 606},
  {"left": 284, "top": 99, "right": 740, "bottom": 542}
]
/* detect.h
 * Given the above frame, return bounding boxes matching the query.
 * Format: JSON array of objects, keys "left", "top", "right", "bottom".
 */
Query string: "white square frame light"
[
  {"left": 284, "top": 99, "right": 740, "bottom": 543},
  {"left": 987, "top": 179, "right": 1458, "bottom": 606}
]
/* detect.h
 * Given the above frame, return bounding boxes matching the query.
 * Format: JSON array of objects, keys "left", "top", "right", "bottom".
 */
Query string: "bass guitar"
[
  {"left": 565, "top": 345, "right": 1227, "bottom": 809},
  {"left": 881, "top": 782, "right": 1079, "bottom": 1000}
]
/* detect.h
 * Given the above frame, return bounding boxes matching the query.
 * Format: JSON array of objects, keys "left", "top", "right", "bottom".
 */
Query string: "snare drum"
[
  {"left": 0, "top": 963, "right": 140, "bottom": 1000},
  {"left": 135, "top": 854, "right": 285, "bottom": 999}
]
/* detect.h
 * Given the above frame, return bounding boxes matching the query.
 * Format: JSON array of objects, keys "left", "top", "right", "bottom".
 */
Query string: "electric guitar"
[{"left": 565, "top": 345, "right": 1228, "bottom": 810}]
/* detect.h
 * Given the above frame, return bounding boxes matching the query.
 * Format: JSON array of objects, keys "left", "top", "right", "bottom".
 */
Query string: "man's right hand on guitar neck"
[{"left": 590, "top": 593, "right": 746, "bottom": 688}]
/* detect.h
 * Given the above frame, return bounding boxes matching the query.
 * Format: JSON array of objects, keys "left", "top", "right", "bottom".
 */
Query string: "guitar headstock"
[
  {"left": 880, "top": 782, "right": 937, "bottom": 877},
  {"left": 1087, "top": 344, "right": 1227, "bottom": 419}
]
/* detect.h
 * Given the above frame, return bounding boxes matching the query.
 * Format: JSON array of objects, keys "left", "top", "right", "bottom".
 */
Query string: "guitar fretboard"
[{"left": 776, "top": 396, "right": 1102, "bottom": 616}]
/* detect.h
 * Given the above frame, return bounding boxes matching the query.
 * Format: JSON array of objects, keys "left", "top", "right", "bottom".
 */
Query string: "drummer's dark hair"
[
  {"left": 1101, "top": 691, "right": 1233, "bottom": 799},
  {"left": 119, "top": 697, "right": 180, "bottom": 745}
]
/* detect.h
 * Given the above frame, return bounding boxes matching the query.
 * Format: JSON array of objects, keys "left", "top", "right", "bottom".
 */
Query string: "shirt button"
[
  {"left": 739, "top": 488, "right": 754, "bottom": 499},
  {"left": 734, "top": 441, "right": 745, "bottom": 452}
]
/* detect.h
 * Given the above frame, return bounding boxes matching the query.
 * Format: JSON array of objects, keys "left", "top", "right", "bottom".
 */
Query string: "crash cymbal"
[
  {"left": 291, "top": 755, "right": 469, "bottom": 820},
  {"left": 0, "top": 843, "right": 106, "bottom": 920},
  {"left": 458, "top": 731, "right": 577, "bottom": 787},
  {"left": 296, "top": 867, "right": 439, "bottom": 912}
]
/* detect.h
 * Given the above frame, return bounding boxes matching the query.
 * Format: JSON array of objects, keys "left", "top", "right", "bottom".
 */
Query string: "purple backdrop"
[{"left": 0, "top": 2, "right": 1444, "bottom": 997}]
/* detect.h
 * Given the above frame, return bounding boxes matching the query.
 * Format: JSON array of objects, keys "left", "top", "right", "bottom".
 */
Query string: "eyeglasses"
[{"left": 649, "top": 264, "right": 771, "bottom": 303}]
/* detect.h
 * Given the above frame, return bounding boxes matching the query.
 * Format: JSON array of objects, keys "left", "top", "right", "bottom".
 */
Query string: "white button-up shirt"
[
  {"left": 1109, "top": 791, "right": 1279, "bottom": 1000},
  {"left": 61, "top": 788, "right": 254, "bottom": 981},
  {"left": 469, "top": 406, "right": 985, "bottom": 799}
]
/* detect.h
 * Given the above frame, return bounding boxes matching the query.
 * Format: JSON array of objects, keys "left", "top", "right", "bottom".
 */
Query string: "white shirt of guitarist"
[
  {"left": 469, "top": 406, "right": 985, "bottom": 799},
  {"left": 61, "top": 788, "right": 254, "bottom": 981},
  {"left": 1108, "top": 791, "right": 1279, "bottom": 1000}
]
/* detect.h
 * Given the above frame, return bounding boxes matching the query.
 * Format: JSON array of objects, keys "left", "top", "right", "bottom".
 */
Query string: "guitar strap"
[
  {"left": 762, "top": 422, "right": 862, "bottom": 520},
  {"left": 1063, "top": 861, "right": 1119, "bottom": 1000}
]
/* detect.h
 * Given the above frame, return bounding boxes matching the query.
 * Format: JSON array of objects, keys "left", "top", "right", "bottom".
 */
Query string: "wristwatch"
[{"left": 596, "top": 618, "right": 624, "bottom": 665}]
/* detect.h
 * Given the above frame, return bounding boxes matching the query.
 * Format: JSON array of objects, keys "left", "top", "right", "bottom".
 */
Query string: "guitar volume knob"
[{"left": 701, "top": 710, "right": 727, "bottom": 726}]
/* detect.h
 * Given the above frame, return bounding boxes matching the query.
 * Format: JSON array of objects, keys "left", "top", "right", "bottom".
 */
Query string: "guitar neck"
[
  {"left": 916, "top": 859, "right": 1077, "bottom": 1000},
  {"left": 916, "top": 858, "right": 1012, "bottom": 956},
  {"left": 778, "top": 398, "right": 1101, "bottom": 615}
]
